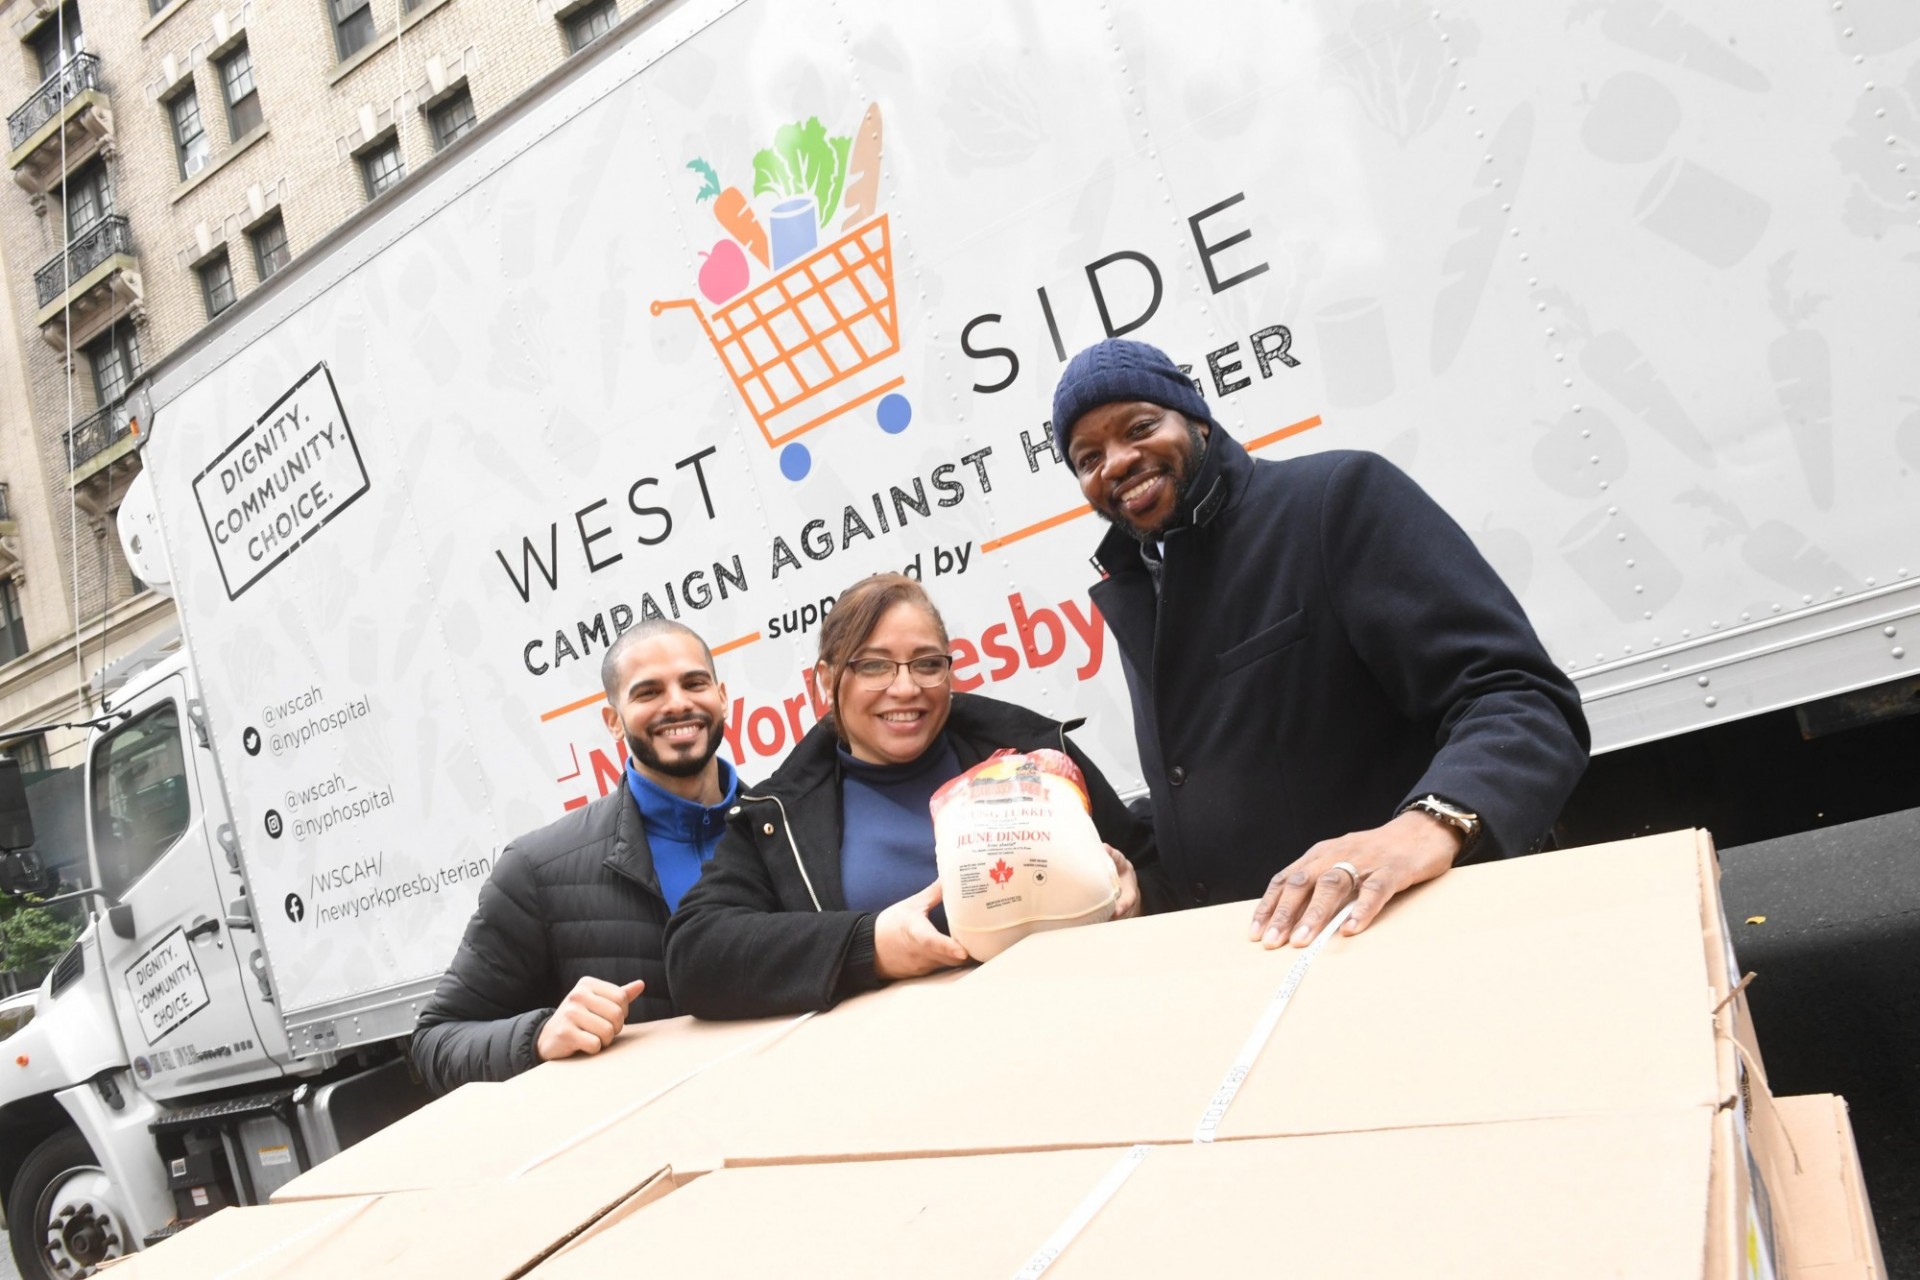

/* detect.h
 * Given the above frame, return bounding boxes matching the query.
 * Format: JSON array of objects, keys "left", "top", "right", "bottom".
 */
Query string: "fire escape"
[{"left": 9, "top": 43, "right": 143, "bottom": 522}]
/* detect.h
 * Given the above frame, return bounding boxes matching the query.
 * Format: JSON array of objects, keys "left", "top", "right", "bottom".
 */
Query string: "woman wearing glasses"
[{"left": 664, "top": 572, "right": 1166, "bottom": 1019}]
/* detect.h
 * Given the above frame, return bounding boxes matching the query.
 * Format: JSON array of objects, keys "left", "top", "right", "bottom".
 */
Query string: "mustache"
[
  {"left": 1107, "top": 466, "right": 1162, "bottom": 498},
  {"left": 647, "top": 712, "right": 713, "bottom": 732}
]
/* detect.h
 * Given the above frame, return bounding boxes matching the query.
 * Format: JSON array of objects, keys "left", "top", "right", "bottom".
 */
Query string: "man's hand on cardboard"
[
  {"left": 536, "top": 976, "right": 647, "bottom": 1060},
  {"left": 874, "top": 880, "right": 970, "bottom": 980},
  {"left": 1249, "top": 809, "right": 1463, "bottom": 949},
  {"left": 1104, "top": 844, "right": 1142, "bottom": 921}
]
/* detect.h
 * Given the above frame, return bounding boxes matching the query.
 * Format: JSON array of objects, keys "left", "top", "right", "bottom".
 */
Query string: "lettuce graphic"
[{"left": 752, "top": 117, "right": 852, "bottom": 228}]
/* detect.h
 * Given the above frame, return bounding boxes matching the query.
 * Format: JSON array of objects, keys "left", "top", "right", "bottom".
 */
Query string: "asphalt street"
[{"left": 1720, "top": 805, "right": 1920, "bottom": 1276}]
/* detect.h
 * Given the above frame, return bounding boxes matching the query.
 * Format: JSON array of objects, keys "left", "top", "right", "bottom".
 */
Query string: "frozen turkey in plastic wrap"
[{"left": 931, "top": 748, "right": 1120, "bottom": 961}]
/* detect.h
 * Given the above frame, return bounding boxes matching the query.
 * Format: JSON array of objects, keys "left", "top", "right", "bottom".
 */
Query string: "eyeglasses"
[{"left": 846, "top": 655, "right": 954, "bottom": 690}]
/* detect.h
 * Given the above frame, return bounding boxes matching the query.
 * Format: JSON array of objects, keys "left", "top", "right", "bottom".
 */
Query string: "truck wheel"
[{"left": 5, "top": 1128, "right": 130, "bottom": 1280}]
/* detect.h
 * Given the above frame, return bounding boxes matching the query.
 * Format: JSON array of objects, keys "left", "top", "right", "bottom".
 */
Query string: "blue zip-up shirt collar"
[{"left": 625, "top": 755, "right": 739, "bottom": 840}]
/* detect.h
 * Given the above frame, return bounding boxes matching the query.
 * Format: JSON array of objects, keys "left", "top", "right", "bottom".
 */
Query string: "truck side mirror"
[
  {"left": 109, "top": 903, "right": 136, "bottom": 940},
  {"left": 0, "top": 757, "right": 34, "bottom": 852},
  {"left": 0, "top": 848, "right": 42, "bottom": 896}
]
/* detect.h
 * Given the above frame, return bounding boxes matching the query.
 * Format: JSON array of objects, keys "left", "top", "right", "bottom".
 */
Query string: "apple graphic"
[
  {"left": 1895, "top": 400, "right": 1920, "bottom": 471},
  {"left": 1473, "top": 521, "right": 1534, "bottom": 598},
  {"left": 1580, "top": 72, "right": 1681, "bottom": 165},
  {"left": 698, "top": 238, "right": 749, "bottom": 304}
]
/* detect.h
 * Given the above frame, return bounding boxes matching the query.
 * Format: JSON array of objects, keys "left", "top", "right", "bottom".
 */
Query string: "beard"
[
  {"left": 625, "top": 713, "right": 723, "bottom": 778},
  {"left": 1096, "top": 419, "right": 1211, "bottom": 544}
]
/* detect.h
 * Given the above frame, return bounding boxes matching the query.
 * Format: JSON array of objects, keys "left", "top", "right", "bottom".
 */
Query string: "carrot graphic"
[
  {"left": 1571, "top": 0, "right": 1769, "bottom": 92},
  {"left": 688, "top": 158, "right": 769, "bottom": 267},
  {"left": 1431, "top": 104, "right": 1533, "bottom": 376},
  {"left": 1767, "top": 256, "right": 1833, "bottom": 511},
  {"left": 840, "top": 103, "right": 883, "bottom": 230}
]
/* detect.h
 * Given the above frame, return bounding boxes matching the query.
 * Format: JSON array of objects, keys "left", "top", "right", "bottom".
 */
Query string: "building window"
[
  {"left": 0, "top": 581, "right": 27, "bottom": 668},
  {"left": 29, "top": 4, "right": 84, "bottom": 82},
  {"left": 252, "top": 216, "right": 291, "bottom": 280},
  {"left": 429, "top": 89, "right": 476, "bottom": 151},
  {"left": 361, "top": 138, "right": 405, "bottom": 200},
  {"left": 200, "top": 252, "right": 235, "bottom": 318},
  {"left": 219, "top": 43, "right": 263, "bottom": 139},
  {"left": 65, "top": 161, "right": 113, "bottom": 238},
  {"left": 4, "top": 731, "right": 49, "bottom": 775},
  {"left": 564, "top": 0, "right": 617, "bottom": 53},
  {"left": 330, "top": 0, "right": 377, "bottom": 60},
  {"left": 170, "top": 88, "right": 212, "bottom": 180},
  {"left": 86, "top": 328, "right": 142, "bottom": 407},
  {"left": 149, "top": 0, "right": 171, "bottom": 14}
]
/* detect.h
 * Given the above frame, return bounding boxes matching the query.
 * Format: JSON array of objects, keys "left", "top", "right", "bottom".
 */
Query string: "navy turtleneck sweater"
[{"left": 837, "top": 732, "right": 963, "bottom": 930}]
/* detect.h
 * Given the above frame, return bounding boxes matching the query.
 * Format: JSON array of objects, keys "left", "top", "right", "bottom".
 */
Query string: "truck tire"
[{"left": 5, "top": 1128, "right": 130, "bottom": 1280}]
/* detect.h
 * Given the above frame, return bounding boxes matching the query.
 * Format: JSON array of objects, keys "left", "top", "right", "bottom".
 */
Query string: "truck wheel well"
[{"left": 0, "top": 1094, "right": 72, "bottom": 1226}]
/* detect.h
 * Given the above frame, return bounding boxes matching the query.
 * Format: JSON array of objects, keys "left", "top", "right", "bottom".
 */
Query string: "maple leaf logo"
[{"left": 988, "top": 858, "right": 1013, "bottom": 887}]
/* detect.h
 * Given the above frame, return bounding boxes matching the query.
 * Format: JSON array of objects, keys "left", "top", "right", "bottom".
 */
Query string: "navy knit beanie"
[{"left": 1050, "top": 338, "right": 1218, "bottom": 459}]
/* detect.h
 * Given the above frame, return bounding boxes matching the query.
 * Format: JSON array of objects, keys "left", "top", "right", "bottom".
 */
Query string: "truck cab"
[{"left": 1, "top": 645, "right": 423, "bottom": 1278}]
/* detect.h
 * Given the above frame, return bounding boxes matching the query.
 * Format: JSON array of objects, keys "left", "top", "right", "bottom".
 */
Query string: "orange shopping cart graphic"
[
  {"left": 653, "top": 214, "right": 906, "bottom": 480},
  {"left": 663, "top": 106, "right": 906, "bottom": 481}
]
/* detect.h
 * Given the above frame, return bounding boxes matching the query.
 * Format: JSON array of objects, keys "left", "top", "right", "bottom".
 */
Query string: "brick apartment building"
[{"left": 0, "top": 0, "right": 635, "bottom": 780}]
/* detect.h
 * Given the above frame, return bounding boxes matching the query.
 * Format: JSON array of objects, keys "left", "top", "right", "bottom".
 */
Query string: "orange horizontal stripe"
[
  {"left": 538, "top": 691, "right": 604, "bottom": 723},
  {"left": 712, "top": 630, "right": 762, "bottom": 657},
  {"left": 981, "top": 504, "right": 1092, "bottom": 554},
  {"left": 1246, "top": 414, "right": 1323, "bottom": 451},
  {"left": 536, "top": 631, "right": 764, "bottom": 722},
  {"left": 982, "top": 414, "right": 1324, "bottom": 553}
]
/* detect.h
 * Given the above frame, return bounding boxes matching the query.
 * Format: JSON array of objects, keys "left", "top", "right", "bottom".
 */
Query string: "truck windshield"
[{"left": 91, "top": 702, "right": 191, "bottom": 902}]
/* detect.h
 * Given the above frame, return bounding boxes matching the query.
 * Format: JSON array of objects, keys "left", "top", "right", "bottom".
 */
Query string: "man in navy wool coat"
[{"left": 1050, "top": 338, "right": 1590, "bottom": 950}]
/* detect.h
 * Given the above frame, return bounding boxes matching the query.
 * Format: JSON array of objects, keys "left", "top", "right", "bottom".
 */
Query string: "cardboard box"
[
  {"left": 1752, "top": 1093, "right": 1887, "bottom": 1278},
  {"left": 270, "top": 1012, "right": 800, "bottom": 1202},
  {"left": 270, "top": 970, "right": 973, "bottom": 1203},
  {"left": 200, "top": 830, "right": 1849, "bottom": 1278},
  {"left": 107, "top": 1167, "right": 670, "bottom": 1280},
  {"left": 645, "top": 831, "right": 1741, "bottom": 1165},
  {"left": 526, "top": 1114, "right": 1733, "bottom": 1278}
]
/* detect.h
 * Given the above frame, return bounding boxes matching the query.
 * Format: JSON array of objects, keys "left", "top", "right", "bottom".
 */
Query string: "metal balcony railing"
[
  {"left": 34, "top": 214, "right": 132, "bottom": 309},
  {"left": 8, "top": 53, "right": 102, "bottom": 151},
  {"left": 63, "top": 405, "right": 134, "bottom": 471}
]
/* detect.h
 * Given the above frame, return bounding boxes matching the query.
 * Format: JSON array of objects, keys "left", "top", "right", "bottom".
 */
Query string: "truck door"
[{"left": 88, "top": 679, "right": 281, "bottom": 1096}]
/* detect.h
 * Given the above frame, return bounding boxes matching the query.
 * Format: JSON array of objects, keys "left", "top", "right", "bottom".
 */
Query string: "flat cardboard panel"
[
  {"left": 272, "top": 1014, "right": 796, "bottom": 1202},
  {"left": 673, "top": 831, "right": 1730, "bottom": 1165},
  {"left": 104, "top": 1198, "right": 378, "bottom": 1279},
  {"left": 527, "top": 1113, "right": 1720, "bottom": 1279},
  {"left": 1755, "top": 1094, "right": 1887, "bottom": 1279},
  {"left": 111, "top": 1170, "right": 667, "bottom": 1280}
]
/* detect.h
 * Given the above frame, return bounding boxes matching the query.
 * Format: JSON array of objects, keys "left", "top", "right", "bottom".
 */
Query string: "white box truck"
[{"left": 3, "top": 0, "right": 1916, "bottom": 1272}]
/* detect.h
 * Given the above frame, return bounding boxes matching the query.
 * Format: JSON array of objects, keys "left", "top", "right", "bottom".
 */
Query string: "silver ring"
[{"left": 1330, "top": 860, "right": 1361, "bottom": 884}]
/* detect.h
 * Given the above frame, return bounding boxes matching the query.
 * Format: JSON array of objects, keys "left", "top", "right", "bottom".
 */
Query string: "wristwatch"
[{"left": 1401, "top": 794, "right": 1481, "bottom": 856}]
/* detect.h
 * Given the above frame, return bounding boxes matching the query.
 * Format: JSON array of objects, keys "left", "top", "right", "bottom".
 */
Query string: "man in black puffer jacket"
[{"left": 410, "top": 620, "right": 739, "bottom": 1093}]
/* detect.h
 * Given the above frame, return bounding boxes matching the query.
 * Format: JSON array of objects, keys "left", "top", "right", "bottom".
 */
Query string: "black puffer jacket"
[
  {"left": 664, "top": 693, "right": 1169, "bottom": 1021},
  {"left": 410, "top": 786, "right": 678, "bottom": 1094}
]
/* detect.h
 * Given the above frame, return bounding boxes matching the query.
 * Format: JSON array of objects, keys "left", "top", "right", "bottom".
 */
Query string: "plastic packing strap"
[
  {"left": 1193, "top": 902, "right": 1355, "bottom": 1144},
  {"left": 509, "top": 1010, "right": 818, "bottom": 1180},
  {"left": 1008, "top": 1144, "right": 1152, "bottom": 1280}
]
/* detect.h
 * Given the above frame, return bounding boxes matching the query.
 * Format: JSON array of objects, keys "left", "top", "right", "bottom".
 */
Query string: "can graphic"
[{"left": 1634, "top": 158, "right": 1770, "bottom": 270}]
